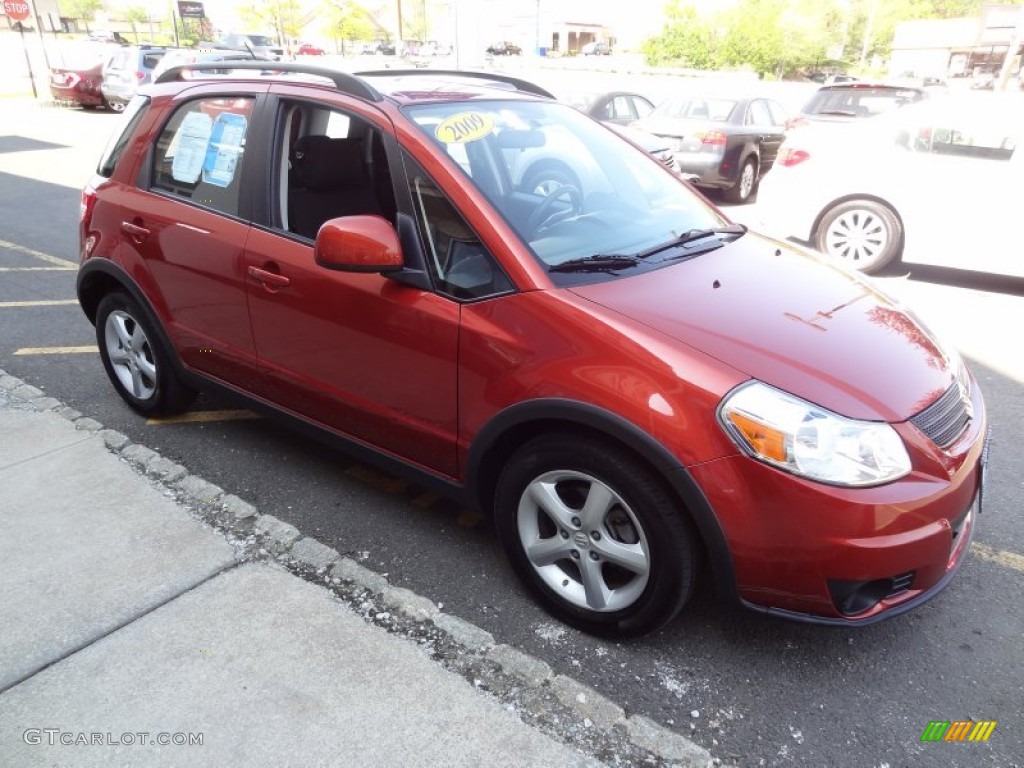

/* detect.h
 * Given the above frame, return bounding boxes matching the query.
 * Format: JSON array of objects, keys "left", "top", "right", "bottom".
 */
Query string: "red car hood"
[{"left": 569, "top": 234, "right": 954, "bottom": 422}]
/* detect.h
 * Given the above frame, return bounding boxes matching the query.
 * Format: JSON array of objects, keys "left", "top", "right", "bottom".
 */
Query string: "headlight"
[{"left": 718, "top": 381, "right": 911, "bottom": 487}]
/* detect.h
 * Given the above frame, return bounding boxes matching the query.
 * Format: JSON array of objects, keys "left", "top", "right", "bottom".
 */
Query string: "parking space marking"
[
  {"left": 13, "top": 345, "right": 98, "bottom": 355},
  {"left": 972, "top": 543, "right": 1024, "bottom": 574},
  {"left": 0, "top": 239, "right": 77, "bottom": 268},
  {"left": 145, "top": 410, "right": 261, "bottom": 425},
  {"left": 345, "top": 465, "right": 409, "bottom": 495},
  {"left": 0, "top": 266, "right": 75, "bottom": 272},
  {"left": 0, "top": 300, "right": 78, "bottom": 308}
]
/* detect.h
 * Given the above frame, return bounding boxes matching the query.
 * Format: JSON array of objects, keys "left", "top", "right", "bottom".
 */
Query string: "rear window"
[
  {"left": 96, "top": 96, "right": 150, "bottom": 178},
  {"left": 142, "top": 52, "right": 165, "bottom": 69},
  {"left": 653, "top": 97, "right": 737, "bottom": 122},
  {"left": 805, "top": 88, "right": 922, "bottom": 118},
  {"left": 150, "top": 96, "right": 256, "bottom": 217}
]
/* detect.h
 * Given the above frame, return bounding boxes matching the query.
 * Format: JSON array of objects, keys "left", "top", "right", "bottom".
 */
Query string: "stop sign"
[{"left": 3, "top": 0, "right": 31, "bottom": 22}]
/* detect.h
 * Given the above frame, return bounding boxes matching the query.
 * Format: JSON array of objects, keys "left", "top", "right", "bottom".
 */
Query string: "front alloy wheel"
[
  {"left": 518, "top": 470, "right": 651, "bottom": 613},
  {"left": 496, "top": 435, "right": 699, "bottom": 637}
]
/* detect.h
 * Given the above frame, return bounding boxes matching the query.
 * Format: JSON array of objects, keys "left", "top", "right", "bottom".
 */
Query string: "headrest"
[{"left": 293, "top": 136, "right": 366, "bottom": 192}]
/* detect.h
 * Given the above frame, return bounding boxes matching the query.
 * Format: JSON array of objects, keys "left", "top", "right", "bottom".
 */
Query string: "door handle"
[
  {"left": 248, "top": 265, "right": 291, "bottom": 288},
  {"left": 121, "top": 220, "right": 150, "bottom": 241}
]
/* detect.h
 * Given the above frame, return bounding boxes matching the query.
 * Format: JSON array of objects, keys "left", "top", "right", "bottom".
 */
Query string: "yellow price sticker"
[{"left": 435, "top": 112, "right": 495, "bottom": 144}]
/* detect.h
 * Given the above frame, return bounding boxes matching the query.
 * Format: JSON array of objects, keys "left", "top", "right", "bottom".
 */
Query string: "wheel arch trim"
[
  {"left": 467, "top": 398, "right": 740, "bottom": 603},
  {"left": 77, "top": 259, "right": 190, "bottom": 380}
]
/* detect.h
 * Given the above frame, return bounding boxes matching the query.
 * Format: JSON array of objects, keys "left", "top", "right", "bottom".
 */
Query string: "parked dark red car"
[
  {"left": 50, "top": 47, "right": 114, "bottom": 109},
  {"left": 77, "top": 64, "right": 987, "bottom": 637}
]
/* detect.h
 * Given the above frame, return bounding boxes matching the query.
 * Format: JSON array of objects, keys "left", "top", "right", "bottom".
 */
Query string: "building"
[{"left": 890, "top": 4, "right": 1024, "bottom": 80}]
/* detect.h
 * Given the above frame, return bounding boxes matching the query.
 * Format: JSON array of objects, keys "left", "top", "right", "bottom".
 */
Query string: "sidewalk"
[{"left": 0, "top": 371, "right": 714, "bottom": 767}]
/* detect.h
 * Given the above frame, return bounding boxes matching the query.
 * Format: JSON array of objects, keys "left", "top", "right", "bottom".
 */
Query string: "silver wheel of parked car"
[
  {"left": 816, "top": 199, "right": 902, "bottom": 274},
  {"left": 107, "top": 100, "right": 126, "bottom": 113},
  {"left": 104, "top": 309, "right": 158, "bottom": 400},
  {"left": 95, "top": 292, "right": 197, "bottom": 415},
  {"left": 723, "top": 157, "right": 757, "bottom": 204},
  {"left": 495, "top": 435, "right": 699, "bottom": 637},
  {"left": 517, "top": 469, "right": 651, "bottom": 613}
]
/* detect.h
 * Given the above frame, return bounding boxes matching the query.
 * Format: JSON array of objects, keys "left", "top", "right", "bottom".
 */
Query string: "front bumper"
[{"left": 688, "top": 389, "right": 988, "bottom": 625}]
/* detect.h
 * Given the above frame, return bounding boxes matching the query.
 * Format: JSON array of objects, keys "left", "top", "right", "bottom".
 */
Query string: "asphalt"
[{"left": 0, "top": 369, "right": 715, "bottom": 768}]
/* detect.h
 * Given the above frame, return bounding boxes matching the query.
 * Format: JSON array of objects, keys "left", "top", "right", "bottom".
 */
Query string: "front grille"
[{"left": 910, "top": 367, "right": 972, "bottom": 449}]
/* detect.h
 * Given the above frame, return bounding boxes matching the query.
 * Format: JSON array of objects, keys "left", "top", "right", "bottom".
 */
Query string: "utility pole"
[
  {"left": 996, "top": 5, "right": 1024, "bottom": 91},
  {"left": 858, "top": 0, "right": 878, "bottom": 71}
]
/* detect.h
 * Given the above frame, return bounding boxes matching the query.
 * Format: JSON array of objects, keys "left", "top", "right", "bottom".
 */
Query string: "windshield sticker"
[
  {"left": 170, "top": 111, "right": 213, "bottom": 184},
  {"left": 435, "top": 112, "right": 495, "bottom": 144},
  {"left": 202, "top": 112, "right": 248, "bottom": 188}
]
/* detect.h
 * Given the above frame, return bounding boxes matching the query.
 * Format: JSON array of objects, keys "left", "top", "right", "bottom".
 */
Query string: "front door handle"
[{"left": 248, "top": 265, "right": 291, "bottom": 289}]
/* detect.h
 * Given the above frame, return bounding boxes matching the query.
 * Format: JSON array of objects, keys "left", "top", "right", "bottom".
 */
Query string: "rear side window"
[
  {"left": 150, "top": 96, "right": 256, "bottom": 217},
  {"left": 96, "top": 95, "right": 150, "bottom": 178}
]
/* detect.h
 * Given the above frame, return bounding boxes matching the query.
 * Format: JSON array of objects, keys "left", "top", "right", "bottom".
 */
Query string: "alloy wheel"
[
  {"left": 104, "top": 309, "right": 157, "bottom": 400},
  {"left": 824, "top": 208, "right": 890, "bottom": 270},
  {"left": 516, "top": 470, "right": 651, "bottom": 613}
]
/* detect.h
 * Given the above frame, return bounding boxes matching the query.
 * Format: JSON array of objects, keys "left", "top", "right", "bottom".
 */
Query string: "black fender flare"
[{"left": 467, "top": 398, "right": 739, "bottom": 604}]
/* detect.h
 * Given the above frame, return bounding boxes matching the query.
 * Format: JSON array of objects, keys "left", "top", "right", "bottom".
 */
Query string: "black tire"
[
  {"left": 723, "top": 156, "right": 757, "bottom": 204},
  {"left": 495, "top": 434, "right": 699, "bottom": 637},
  {"left": 814, "top": 199, "right": 902, "bottom": 274},
  {"left": 95, "top": 292, "right": 196, "bottom": 416},
  {"left": 520, "top": 163, "right": 581, "bottom": 197}
]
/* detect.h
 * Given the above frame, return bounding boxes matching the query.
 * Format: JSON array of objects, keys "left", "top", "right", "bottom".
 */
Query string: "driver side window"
[{"left": 405, "top": 156, "right": 513, "bottom": 302}]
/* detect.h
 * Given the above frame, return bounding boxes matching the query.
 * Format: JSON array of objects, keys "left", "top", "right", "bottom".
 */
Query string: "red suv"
[{"left": 77, "top": 63, "right": 987, "bottom": 637}]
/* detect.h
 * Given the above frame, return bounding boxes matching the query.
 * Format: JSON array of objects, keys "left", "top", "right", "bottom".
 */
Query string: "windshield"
[
  {"left": 246, "top": 36, "right": 275, "bottom": 46},
  {"left": 405, "top": 100, "right": 725, "bottom": 281}
]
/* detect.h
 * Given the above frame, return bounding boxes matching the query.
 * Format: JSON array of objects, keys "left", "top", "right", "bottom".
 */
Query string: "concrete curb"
[{"left": 0, "top": 368, "right": 717, "bottom": 767}]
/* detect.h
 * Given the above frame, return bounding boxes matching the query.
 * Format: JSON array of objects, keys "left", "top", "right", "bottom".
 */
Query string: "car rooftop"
[{"left": 152, "top": 61, "right": 555, "bottom": 105}]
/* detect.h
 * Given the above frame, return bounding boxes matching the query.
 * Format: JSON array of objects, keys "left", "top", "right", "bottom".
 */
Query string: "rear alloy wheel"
[
  {"left": 95, "top": 292, "right": 196, "bottom": 416},
  {"left": 723, "top": 157, "right": 757, "bottom": 204},
  {"left": 106, "top": 100, "right": 126, "bottom": 113},
  {"left": 815, "top": 199, "right": 902, "bottom": 274},
  {"left": 495, "top": 435, "right": 699, "bottom": 637}
]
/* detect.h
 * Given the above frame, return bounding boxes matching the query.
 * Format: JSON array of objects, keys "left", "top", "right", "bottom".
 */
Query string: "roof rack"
[
  {"left": 355, "top": 69, "right": 555, "bottom": 99},
  {"left": 153, "top": 61, "right": 383, "bottom": 102}
]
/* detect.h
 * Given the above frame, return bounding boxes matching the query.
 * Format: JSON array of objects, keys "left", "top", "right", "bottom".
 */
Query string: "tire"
[
  {"left": 814, "top": 199, "right": 902, "bottom": 274},
  {"left": 95, "top": 292, "right": 196, "bottom": 416},
  {"left": 494, "top": 434, "right": 699, "bottom": 637},
  {"left": 520, "top": 163, "right": 581, "bottom": 197},
  {"left": 723, "top": 157, "right": 757, "bottom": 204},
  {"left": 106, "top": 100, "right": 126, "bottom": 113}
]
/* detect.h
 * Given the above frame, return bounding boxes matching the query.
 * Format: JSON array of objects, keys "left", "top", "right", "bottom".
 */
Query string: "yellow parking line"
[
  {"left": 0, "top": 239, "right": 77, "bottom": 268},
  {"left": 345, "top": 464, "right": 409, "bottom": 495},
  {"left": 0, "top": 300, "right": 78, "bottom": 308},
  {"left": 145, "top": 409, "right": 261, "bottom": 425},
  {"left": 13, "top": 345, "right": 98, "bottom": 355},
  {"left": 972, "top": 543, "right": 1024, "bottom": 574},
  {"left": 0, "top": 266, "right": 75, "bottom": 272}
]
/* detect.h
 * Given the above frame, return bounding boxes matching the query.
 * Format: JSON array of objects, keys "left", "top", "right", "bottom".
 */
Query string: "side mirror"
[{"left": 314, "top": 215, "right": 404, "bottom": 273}]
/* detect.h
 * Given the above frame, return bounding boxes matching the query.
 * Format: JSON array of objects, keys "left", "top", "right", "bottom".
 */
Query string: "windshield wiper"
[
  {"left": 636, "top": 223, "right": 747, "bottom": 259},
  {"left": 548, "top": 255, "right": 640, "bottom": 273}
]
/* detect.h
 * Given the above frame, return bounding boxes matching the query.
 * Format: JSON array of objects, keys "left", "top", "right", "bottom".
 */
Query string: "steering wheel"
[{"left": 525, "top": 184, "right": 583, "bottom": 237}]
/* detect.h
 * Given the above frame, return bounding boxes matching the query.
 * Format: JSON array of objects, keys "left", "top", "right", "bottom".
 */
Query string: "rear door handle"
[
  {"left": 248, "top": 265, "right": 291, "bottom": 288},
  {"left": 121, "top": 221, "right": 151, "bottom": 241}
]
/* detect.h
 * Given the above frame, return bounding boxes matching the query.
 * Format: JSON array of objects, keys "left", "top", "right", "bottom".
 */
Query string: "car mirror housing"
[{"left": 314, "top": 215, "right": 404, "bottom": 273}]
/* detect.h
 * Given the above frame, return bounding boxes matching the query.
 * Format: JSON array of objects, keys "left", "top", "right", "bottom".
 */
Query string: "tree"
[
  {"left": 237, "top": 0, "right": 303, "bottom": 43},
  {"left": 123, "top": 6, "right": 149, "bottom": 42},
  {"left": 324, "top": 0, "right": 377, "bottom": 51},
  {"left": 63, "top": 0, "right": 105, "bottom": 29}
]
